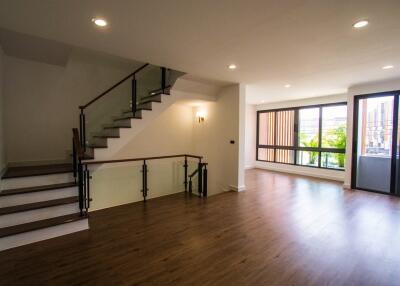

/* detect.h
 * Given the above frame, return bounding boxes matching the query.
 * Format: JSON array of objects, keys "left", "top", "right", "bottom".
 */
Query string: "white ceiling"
[{"left": 0, "top": 0, "right": 399, "bottom": 104}]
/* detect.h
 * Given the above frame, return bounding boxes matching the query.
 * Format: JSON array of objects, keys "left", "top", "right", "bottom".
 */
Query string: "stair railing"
[
  {"left": 78, "top": 63, "right": 149, "bottom": 152},
  {"left": 72, "top": 132, "right": 207, "bottom": 215},
  {"left": 188, "top": 162, "right": 208, "bottom": 197},
  {"left": 72, "top": 128, "right": 88, "bottom": 216}
]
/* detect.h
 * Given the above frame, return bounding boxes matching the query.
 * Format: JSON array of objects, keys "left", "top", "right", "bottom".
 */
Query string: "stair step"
[
  {"left": 83, "top": 149, "right": 94, "bottom": 160},
  {"left": 87, "top": 143, "right": 108, "bottom": 149},
  {"left": 0, "top": 212, "right": 86, "bottom": 238},
  {"left": 103, "top": 124, "right": 131, "bottom": 129},
  {"left": 93, "top": 135, "right": 120, "bottom": 139},
  {"left": 140, "top": 94, "right": 162, "bottom": 104},
  {"left": 0, "top": 182, "right": 77, "bottom": 196},
  {"left": 137, "top": 102, "right": 153, "bottom": 110},
  {"left": 123, "top": 105, "right": 152, "bottom": 113},
  {"left": 0, "top": 196, "right": 78, "bottom": 215},
  {"left": 113, "top": 115, "right": 142, "bottom": 122},
  {"left": 2, "top": 163, "right": 72, "bottom": 179}
]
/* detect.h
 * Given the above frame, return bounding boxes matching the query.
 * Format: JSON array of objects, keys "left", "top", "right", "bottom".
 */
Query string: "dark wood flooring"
[{"left": 1, "top": 169, "right": 400, "bottom": 285}]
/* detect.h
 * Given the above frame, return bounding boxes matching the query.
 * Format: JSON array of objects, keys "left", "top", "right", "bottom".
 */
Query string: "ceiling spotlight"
[
  {"left": 228, "top": 64, "right": 237, "bottom": 70},
  {"left": 92, "top": 18, "right": 107, "bottom": 27},
  {"left": 284, "top": 84, "right": 291, "bottom": 88},
  {"left": 382, "top": 65, "right": 394, "bottom": 70},
  {"left": 353, "top": 20, "right": 368, "bottom": 28}
]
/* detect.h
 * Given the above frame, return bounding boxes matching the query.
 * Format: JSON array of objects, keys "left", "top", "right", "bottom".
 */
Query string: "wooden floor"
[{"left": 1, "top": 169, "right": 400, "bottom": 285}]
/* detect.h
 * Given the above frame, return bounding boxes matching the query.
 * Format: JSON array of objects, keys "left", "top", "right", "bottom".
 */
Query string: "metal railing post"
[
  {"left": 142, "top": 160, "right": 148, "bottom": 202},
  {"left": 184, "top": 155, "right": 188, "bottom": 191},
  {"left": 132, "top": 76, "right": 137, "bottom": 115},
  {"left": 161, "top": 67, "right": 166, "bottom": 94},
  {"left": 84, "top": 164, "right": 90, "bottom": 212},
  {"left": 72, "top": 138, "right": 77, "bottom": 183},
  {"left": 79, "top": 108, "right": 86, "bottom": 152},
  {"left": 203, "top": 164, "right": 208, "bottom": 197},
  {"left": 197, "top": 161, "right": 203, "bottom": 196},
  {"left": 78, "top": 160, "right": 84, "bottom": 216},
  {"left": 189, "top": 178, "right": 193, "bottom": 194}
]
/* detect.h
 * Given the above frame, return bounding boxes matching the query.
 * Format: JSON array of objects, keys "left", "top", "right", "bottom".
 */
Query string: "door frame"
[{"left": 351, "top": 90, "right": 400, "bottom": 195}]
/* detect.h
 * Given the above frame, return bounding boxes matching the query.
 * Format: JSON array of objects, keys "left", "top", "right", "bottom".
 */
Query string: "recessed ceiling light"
[
  {"left": 284, "top": 84, "right": 291, "bottom": 88},
  {"left": 382, "top": 65, "right": 394, "bottom": 70},
  {"left": 353, "top": 20, "right": 368, "bottom": 28},
  {"left": 92, "top": 18, "right": 107, "bottom": 27},
  {"left": 228, "top": 64, "right": 237, "bottom": 70},
  {"left": 261, "top": 100, "right": 265, "bottom": 103}
]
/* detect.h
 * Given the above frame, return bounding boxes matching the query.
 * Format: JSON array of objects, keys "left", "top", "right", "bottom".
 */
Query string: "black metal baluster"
[
  {"left": 184, "top": 156, "right": 188, "bottom": 191},
  {"left": 197, "top": 161, "right": 203, "bottom": 196},
  {"left": 77, "top": 160, "right": 84, "bottom": 216},
  {"left": 189, "top": 178, "right": 193, "bottom": 194},
  {"left": 84, "top": 164, "right": 90, "bottom": 213},
  {"left": 72, "top": 138, "right": 77, "bottom": 183},
  {"left": 142, "top": 160, "right": 148, "bottom": 202},
  {"left": 131, "top": 76, "right": 137, "bottom": 115},
  {"left": 161, "top": 67, "right": 166, "bottom": 94},
  {"left": 79, "top": 108, "right": 86, "bottom": 152},
  {"left": 203, "top": 164, "right": 208, "bottom": 197}
]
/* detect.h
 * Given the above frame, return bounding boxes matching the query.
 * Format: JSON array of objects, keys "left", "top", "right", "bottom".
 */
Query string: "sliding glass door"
[{"left": 352, "top": 91, "right": 400, "bottom": 195}]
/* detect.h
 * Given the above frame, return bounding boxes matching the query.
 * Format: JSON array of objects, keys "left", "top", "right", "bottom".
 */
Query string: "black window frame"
[{"left": 256, "top": 102, "right": 347, "bottom": 171}]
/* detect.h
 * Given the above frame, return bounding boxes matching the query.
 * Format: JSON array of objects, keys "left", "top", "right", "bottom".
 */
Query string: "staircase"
[
  {"left": 0, "top": 63, "right": 184, "bottom": 251},
  {"left": 0, "top": 164, "right": 88, "bottom": 251}
]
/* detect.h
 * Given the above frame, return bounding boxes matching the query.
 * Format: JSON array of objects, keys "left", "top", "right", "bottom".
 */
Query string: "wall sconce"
[{"left": 196, "top": 110, "right": 206, "bottom": 123}]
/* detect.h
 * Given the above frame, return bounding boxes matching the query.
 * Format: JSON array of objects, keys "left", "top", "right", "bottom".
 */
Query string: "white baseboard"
[
  {"left": 229, "top": 185, "right": 246, "bottom": 192},
  {"left": 245, "top": 164, "right": 255, "bottom": 170}
]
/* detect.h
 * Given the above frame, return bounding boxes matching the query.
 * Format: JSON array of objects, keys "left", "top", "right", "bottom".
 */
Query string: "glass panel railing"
[
  {"left": 74, "top": 154, "right": 207, "bottom": 214},
  {"left": 84, "top": 78, "right": 132, "bottom": 147},
  {"left": 88, "top": 158, "right": 188, "bottom": 210},
  {"left": 135, "top": 65, "right": 163, "bottom": 106},
  {"left": 166, "top": 69, "right": 185, "bottom": 90},
  {"left": 78, "top": 63, "right": 184, "bottom": 150}
]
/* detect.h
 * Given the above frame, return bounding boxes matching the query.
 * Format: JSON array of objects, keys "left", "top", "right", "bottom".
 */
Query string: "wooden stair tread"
[
  {"left": 87, "top": 144, "right": 108, "bottom": 149},
  {"left": 0, "top": 182, "right": 77, "bottom": 196},
  {"left": 0, "top": 196, "right": 79, "bottom": 215},
  {"left": 114, "top": 114, "right": 142, "bottom": 121},
  {"left": 124, "top": 106, "right": 152, "bottom": 112},
  {"left": 0, "top": 212, "right": 87, "bottom": 238},
  {"left": 2, "top": 163, "right": 73, "bottom": 179},
  {"left": 93, "top": 135, "right": 120, "bottom": 138},
  {"left": 104, "top": 125, "right": 131, "bottom": 129}
]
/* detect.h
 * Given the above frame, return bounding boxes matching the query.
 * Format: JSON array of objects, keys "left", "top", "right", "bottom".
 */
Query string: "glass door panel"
[{"left": 355, "top": 96, "right": 394, "bottom": 193}]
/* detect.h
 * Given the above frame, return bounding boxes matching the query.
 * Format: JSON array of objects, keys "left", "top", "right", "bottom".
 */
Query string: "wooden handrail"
[
  {"left": 84, "top": 154, "right": 203, "bottom": 165},
  {"left": 72, "top": 128, "right": 84, "bottom": 159},
  {"left": 79, "top": 63, "right": 149, "bottom": 110}
]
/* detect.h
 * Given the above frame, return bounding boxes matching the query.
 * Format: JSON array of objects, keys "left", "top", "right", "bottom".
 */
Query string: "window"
[{"left": 256, "top": 102, "right": 347, "bottom": 170}]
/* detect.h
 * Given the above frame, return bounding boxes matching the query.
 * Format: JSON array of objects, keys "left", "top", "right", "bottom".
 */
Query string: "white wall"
[
  {"left": 344, "top": 77, "right": 400, "bottom": 188},
  {"left": 89, "top": 103, "right": 193, "bottom": 210},
  {"left": 0, "top": 45, "right": 5, "bottom": 172},
  {"left": 255, "top": 93, "right": 348, "bottom": 182},
  {"left": 3, "top": 50, "right": 138, "bottom": 165},
  {"left": 245, "top": 104, "right": 256, "bottom": 169},
  {"left": 89, "top": 84, "right": 245, "bottom": 210},
  {"left": 192, "top": 84, "right": 243, "bottom": 194}
]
